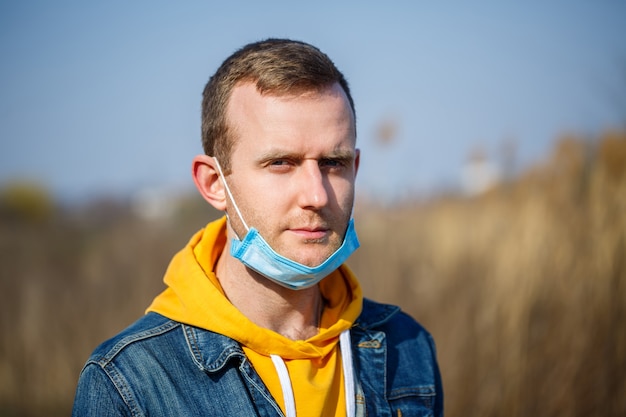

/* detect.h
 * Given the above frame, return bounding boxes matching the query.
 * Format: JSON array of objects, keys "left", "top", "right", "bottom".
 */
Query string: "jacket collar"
[
  {"left": 183, "top": 323, "right": 245, "bottom": 373},
  {"left": 180, "top": 297, "right": 400, "bottom": 373},
  {"left": 354, "top": 298, "right": 400, "bottom": 330}
]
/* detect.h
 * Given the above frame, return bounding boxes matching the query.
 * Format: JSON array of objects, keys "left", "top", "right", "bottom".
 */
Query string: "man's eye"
[
  {"left": 270, "top": 160, "right": 289, "bottom": 166},
  {"left": 267, "top": 160, "right": 294, "bottom": 171},
  {"left": 321, "top": 159, "right": 344, "bottom": 168}
]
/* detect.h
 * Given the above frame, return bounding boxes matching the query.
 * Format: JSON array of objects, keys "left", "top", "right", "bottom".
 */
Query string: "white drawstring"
[
  {"left": 270, "top": 329, "right": 355, "bottom": 417},
  {"left": 271, "top": 354, "right": 297, "bottom": 417},
  {"left": 339, "top": 330, "right": 355, "bottom": 417}
]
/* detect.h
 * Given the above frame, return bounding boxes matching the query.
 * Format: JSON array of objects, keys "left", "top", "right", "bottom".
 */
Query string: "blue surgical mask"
[{"left": 214, "top": 158, "right": 360, "bottom": 290}]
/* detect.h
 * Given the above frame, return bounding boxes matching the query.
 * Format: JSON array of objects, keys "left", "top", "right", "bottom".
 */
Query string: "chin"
[
  {"left": 300, "top": 249, "right": 338, "bottom": 267},
  {"left": 278, "top": 239, "right": 339, "bottom": 266}
]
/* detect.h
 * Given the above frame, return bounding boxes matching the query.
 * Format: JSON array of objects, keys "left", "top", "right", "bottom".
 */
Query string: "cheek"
[
  {"left": 332, "top": 178, "right": 356, "bottom": 207},
  {"left": 235, "top": 179, "right": 285, "bottom": 224}
]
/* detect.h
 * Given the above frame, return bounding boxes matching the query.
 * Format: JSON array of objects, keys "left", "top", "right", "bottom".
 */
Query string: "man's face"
[{"left": 223, "top": 82, "right": 359, "bottom": 267}]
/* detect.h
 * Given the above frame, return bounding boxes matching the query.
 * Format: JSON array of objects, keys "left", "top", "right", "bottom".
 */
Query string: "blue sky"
[{"left": 1, "top": 1, "right": 625, "bottom": 202}]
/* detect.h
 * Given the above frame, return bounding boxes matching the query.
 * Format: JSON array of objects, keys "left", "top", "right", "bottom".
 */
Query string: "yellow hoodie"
[{"left": 147, "top": 217, "right": 363, "bottom": 417}]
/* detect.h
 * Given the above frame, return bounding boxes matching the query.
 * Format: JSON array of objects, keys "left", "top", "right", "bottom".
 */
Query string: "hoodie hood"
[{"left": 147, "top": 216, "right": 363, "bottom": 360}]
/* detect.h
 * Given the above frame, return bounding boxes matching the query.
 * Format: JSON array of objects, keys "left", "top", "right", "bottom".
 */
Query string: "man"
[{"left": 72, "top": 38, "right": 443, "bottom": 417}]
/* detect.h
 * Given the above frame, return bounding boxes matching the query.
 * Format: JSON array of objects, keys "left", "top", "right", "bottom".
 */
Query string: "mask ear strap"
[{"left": 213, "top": 157, "right": 250, "bottom": 232}]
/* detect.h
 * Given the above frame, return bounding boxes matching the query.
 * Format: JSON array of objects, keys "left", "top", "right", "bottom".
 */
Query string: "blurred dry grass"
[{"left": 0, "top": 131, "right": 624, "bottom": 416}]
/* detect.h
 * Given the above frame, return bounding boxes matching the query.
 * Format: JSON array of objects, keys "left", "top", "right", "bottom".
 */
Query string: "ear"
[
  {"left": 354, "top": 148, "right": 361, "bottom": 178},
  {"left": 191, "top": 155, "right": 227, "bottom": 211}
]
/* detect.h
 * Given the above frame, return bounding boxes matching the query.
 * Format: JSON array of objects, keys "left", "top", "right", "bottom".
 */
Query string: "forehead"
[{"left": 226, "top": 82, "right": 356, "bottom": 152}]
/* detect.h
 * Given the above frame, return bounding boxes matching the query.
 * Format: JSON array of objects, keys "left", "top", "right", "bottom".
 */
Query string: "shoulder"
[
  {"left": 357, "top": 298, "right": 433, "bottom": 339},
  {"left": 86, "top": 312, "right": 182, "bottom": 367},
  {"left": 75, "top": 313, "right": 241, "bottom": 416},
  {"left": 73, "top": 313, "right": 185, "bottom": 416}
]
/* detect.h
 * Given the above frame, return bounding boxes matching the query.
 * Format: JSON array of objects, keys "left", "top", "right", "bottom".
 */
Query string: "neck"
[{"left": 215, "top": 246, "right": 324, "bottom": 340}]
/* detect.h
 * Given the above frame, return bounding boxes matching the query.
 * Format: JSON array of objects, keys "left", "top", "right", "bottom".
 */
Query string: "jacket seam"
[
  {"left": 103, "top": 361, "right": 143, "bottom": 417},
  {"left": 388, "top": 385, "right": 436, "bottom": 399},
  {"left": 238, "top": 358, "right": 285, "bottom": 416},
  {"left": 96, "top": 319, "right": 181, "bottom": 366}
]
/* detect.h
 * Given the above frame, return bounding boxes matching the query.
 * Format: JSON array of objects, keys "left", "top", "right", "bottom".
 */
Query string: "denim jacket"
[{"left": 72, "top": 298, "right": 443, "bottom": 416}]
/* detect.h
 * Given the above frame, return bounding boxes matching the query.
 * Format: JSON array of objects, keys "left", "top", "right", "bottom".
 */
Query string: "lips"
[{"left": 289, "top": 226, "right": 329, "bottom": 240}]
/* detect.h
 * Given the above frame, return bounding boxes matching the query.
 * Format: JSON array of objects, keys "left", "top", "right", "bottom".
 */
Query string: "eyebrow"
[{"left": 255, "top": 148, "right": 356, "bottom": 165}]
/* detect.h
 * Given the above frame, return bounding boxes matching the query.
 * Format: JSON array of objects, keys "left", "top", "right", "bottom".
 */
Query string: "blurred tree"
[
  {"left": 598, "top": 131, "right": 626, "bottom": 182},
  {"left": 0, "top": 181, "right": 54, "bottom": 223}
]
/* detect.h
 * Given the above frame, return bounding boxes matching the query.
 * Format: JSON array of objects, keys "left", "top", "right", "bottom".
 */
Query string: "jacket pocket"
[{"left": 388, "top": 385, "right": 436, "bottom": 417}]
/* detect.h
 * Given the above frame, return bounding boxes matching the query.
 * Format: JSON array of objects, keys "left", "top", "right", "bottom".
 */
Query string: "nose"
[{"left": 297, "top": 161, "right": 329, "bottom": 210}]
